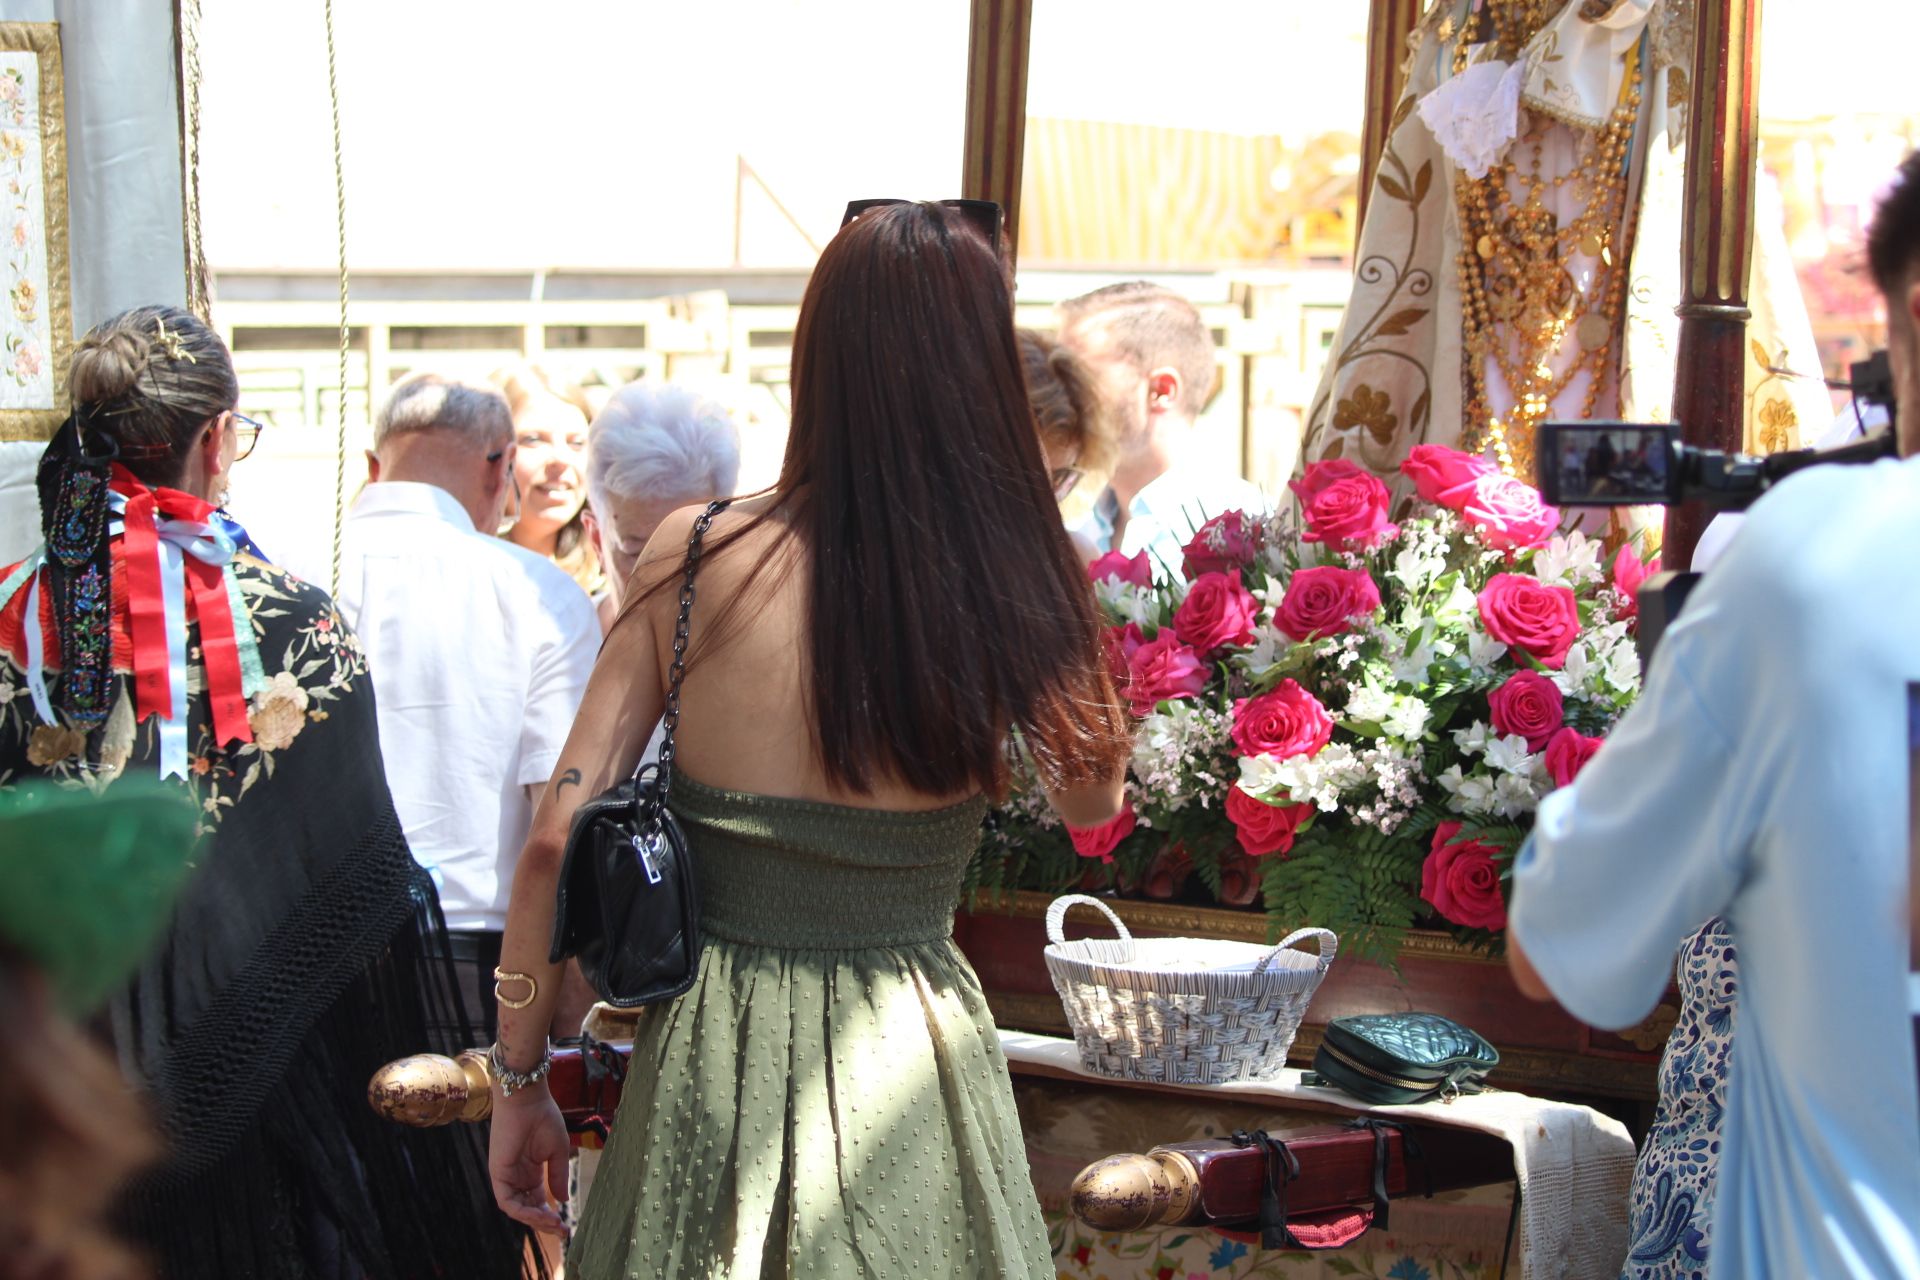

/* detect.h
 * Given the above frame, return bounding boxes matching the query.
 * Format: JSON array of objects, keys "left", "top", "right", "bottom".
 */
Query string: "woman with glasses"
[
  {"left": 0, "top": 305, "right": 534, "bottom": 1278},
  {"left": 487, "top": 203, "right": 1130, "bottom": 1277},
  {"left": 1019, "top": 327, "right": 1114, "bottom": 555},
  {"left": 492, "top": 363, "right": 605, "bottom": 597}
]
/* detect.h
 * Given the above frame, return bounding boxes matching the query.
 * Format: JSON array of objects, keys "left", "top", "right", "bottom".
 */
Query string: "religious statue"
[{"left": 1304, "top": 0, "right": 1829, "bottom": 519}]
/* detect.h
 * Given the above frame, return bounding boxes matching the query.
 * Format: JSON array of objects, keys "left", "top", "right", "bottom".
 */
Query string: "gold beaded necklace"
[{"left": 1450, "top": 8, "right": 1645, "bottom": 479}]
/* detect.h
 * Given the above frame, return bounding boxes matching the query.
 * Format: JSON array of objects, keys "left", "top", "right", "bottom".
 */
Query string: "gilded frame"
[{"left": 0, "top": 21, "right": 69, "bottom": 443}]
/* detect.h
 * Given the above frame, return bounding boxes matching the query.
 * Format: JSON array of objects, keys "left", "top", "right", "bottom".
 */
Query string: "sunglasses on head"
[{"left": 841, "top": 198, "right": 1005, "bottom": 257}]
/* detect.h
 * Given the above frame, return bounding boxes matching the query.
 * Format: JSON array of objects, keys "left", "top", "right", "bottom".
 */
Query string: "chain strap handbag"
[{"left": 548, "top": 499, "right": 730, "bottom": 1007}]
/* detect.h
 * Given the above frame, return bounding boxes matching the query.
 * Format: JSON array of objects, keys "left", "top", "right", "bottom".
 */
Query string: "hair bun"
[{"left": 68, "top": 329, "right": 151, "bottom": 406}]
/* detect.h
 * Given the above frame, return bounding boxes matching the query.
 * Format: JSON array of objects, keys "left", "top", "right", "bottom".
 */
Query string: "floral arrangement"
[{"left": 971, "top": 445, "right": 1654, "bottom": 962}]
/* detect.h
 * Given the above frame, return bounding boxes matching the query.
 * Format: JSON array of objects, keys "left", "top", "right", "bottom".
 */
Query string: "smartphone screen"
[{"left": 1537, "top": 423, "right": 1679, "bottom": 506}]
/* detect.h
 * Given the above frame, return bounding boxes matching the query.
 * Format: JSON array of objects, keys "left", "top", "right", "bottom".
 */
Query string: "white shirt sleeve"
[
  {"left": 516, "top": 579, "right": 601, "bottom": 787},
  {"left": 1508, "top": 624, "right": 1756, "bottom": 1030}
]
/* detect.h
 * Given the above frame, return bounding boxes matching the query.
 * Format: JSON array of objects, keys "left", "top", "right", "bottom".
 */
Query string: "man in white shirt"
[
  {"left": 336, "top": 374, "right": 600, "bottom": 1040},
  {"left": 1059, "top": 283, "right": 1267, "bottom": 573},
  {"left": 1507, "top": 154, "right": 1920, "bottom": 1277}
]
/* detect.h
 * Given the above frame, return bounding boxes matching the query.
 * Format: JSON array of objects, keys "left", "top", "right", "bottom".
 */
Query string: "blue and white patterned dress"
[{"left": 1622, "top": 919, "right": 1736, "bottom": 1280}]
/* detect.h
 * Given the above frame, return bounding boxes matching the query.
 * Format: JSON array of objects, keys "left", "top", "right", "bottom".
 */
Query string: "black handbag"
[
  {"left": 1309, "top": 1012, "right": 1499, "bottom": 1105},
  {"left": 547, "top": 499, "right": 729, "bottom": 1007}
]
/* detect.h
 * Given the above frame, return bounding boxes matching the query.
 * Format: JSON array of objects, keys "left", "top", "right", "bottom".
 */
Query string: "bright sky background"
[{"left": 197, "top": 0, "right": 1916, "bottom": 273}]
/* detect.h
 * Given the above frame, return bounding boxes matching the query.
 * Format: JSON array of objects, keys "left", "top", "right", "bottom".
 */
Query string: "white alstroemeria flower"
[
  {"left": 1237, "top": 622, "right": 1292, "bottom": 681},
  {"left": 1384, "top": 695, "right": 1431, "bottom": 741},
  {"left": 1602, "top": 637, "right": 1641, "bottom": 692},
  {"left": 1533, "top": 530, "right": 1604, "bottom": 589},
  {"left": 1253, "top": 580, "right": 1289, "bottom": 614},
  {"left": 1437, "top": 764, "right": 1497, "bottom": 815},
  {"left": 1265, "top": 742, "right": 1365, "bottom": 811},
  {"left": 1492, "top": 771, "right": 1542, "bottom": 817},
  {"left": 1390, "top": 621, "right": 1441, "bottom": 685},
  {"left": 1094, "top": 579, "right": 1159, "bottom": 629},
  {"left": 1466, "top": 628, "right": 1508, "bottom": 674},
  {"left": 1452, "top": 720, "right": 1493, "bottom": 755},
  {"left": 1481, "top": 732, "right": 1536, "bottom": 777},
  {"left": 1436, "top": 578, "right": 1480, "bottom": 622},
  {"left": 1237, "top": 752, "right": 1288, "bottom": 799},
  {"left": 1390, "top": 540, "right": 1447, "bottom": 593}
]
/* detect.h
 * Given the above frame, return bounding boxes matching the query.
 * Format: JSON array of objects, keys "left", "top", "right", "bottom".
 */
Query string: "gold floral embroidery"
[
  {"left": 1757, "top": 397, "right": 1797, "bottom": 454},
  {"left": 1333, "top": 384, "right": 1399, "bottom": 445},
  {"left": 26, "top": 721, "right": 85, "bottom": 766},
  {"left": 247, "top": 670, "right": 309, "bottom": 752}
]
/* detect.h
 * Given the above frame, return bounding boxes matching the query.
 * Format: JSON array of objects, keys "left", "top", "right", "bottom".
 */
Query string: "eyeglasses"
[
  {"left": 1050, "top": 464, "right": 1086, "bottom": 502},
  {"left": 841, "top": 198, "right": 1005, "bottom": 257},
  {"left": 231, "top": 412, "right": 266, "bottom": 461}
]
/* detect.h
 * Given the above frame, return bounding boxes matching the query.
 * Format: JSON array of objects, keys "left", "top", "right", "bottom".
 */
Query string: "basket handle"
[
  {"left": 1046, "top": 894, "right": 1133, "bottom": 953},
  {"left": 1254, "top": 928, "right": 1338, "bottom": 976}
]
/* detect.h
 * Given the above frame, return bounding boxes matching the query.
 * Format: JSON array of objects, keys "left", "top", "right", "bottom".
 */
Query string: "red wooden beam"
[{"left": 962, "top": 0, "right": 1034, "bottom": 265}]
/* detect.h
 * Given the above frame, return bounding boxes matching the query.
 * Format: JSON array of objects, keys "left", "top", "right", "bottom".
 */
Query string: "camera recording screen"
[{"left": 1539, "top": 424, "right": 1678, "bottom": 505}]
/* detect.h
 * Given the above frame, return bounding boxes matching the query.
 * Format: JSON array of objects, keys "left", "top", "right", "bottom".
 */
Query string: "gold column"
[
  {"left": 1356, "top": 0, "right": 1421, "bottom": 243},
  {"left": 962, "top": 0, "right": 1035, "bottom": 264}
]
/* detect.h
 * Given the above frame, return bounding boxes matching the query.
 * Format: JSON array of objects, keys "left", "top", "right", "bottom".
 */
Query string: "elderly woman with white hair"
[{"left": 583, "top": 381, "right": 743, "bottom": 629}]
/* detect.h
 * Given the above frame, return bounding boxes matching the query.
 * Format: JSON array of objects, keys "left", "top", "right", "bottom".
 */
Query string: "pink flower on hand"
[
  {"left": 1089, "top": 550, "right": 1153, "bottom": 588},
  {"left": 1068, "top": 808, "right": 1136, "bottom": 862},
  {"left": 1400, "top": 444, "right": 1495, "bottom": 510},
  {"left": 1274, "top": 565, "right": 1381, "bottom": 641},
  {"left": 1476, "top": 573, "right": 1581, "bottom": 669},
  {"left": 1420, "top": 821, "right": 1508, "bottom": 930},
  {"left": 1543, "top": 726, "right": 1605, "bottom": 787},
  {"left": 1611, "top": 544, "right": 1655, "bottom": 621},
  {"left": 1291, "top": 460, "right": 1397, "bottom": 551},
  {"left": 1123, "top": 630, "right": 1209, "bottom": 716},
  {"left": 1173, "top": 569, "right": 1259, "bottom": 652},
  {"left": 1486, "top": 670, "right": 1565, "bottom": 751},
  {"left": 1231, "top": 679, "right": 1334, "bottom": 761},
  {"left": 1460, "top": 472, "right": 1561, "bottom": 552},
  {"left": 1181, "top": 510, "right": 1261, "bottom": 579},
  {"left": 1226, "top": 784, "right": 1314, "bottom": 857}
]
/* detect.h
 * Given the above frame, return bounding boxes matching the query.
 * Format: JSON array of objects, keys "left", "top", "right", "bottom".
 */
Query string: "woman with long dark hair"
[{"left": 487, "top": 202, "right": 1129, "bottom": 1277}]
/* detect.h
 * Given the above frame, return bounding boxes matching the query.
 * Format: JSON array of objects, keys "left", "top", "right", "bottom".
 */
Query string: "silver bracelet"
[{"left": 489, "top": 1039, "right": 553, "bottom": 1097}]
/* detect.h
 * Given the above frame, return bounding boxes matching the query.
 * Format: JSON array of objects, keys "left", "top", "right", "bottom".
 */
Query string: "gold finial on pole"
[
  {"left": 366, "top": 1050, "right": 495, "bottom": 1127},
  {"left": 1069, "top": 1149, "right": 1202, "bottom": 1233}
]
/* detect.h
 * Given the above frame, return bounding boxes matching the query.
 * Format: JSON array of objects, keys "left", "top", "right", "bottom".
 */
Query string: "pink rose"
[
  {"left": 1181, "top": 510, "right": 1261, "bottom": 578},
  {"left": 1172, "top": 569, "right": 1259, "bottom": 652},
  {"left": 1420, "top": 821, "right": 1508, "bottom": 931},
  {"left": 1226, "top": 785, "right": 1314, "bottom": 857},
  {"left": 1124, "top": 630, "right": 1208, "bottom": 716},
  {"left": 1089, "top": 550, "right": 1152, "bottom": 588},
  {"left": 1068, "top": 808, "right": 1136, "bottom": 863},
  {"left": 1460, "top": 472, "right": 1561, "bottom": 552},
  {"left": 1476, "top": 573, "right": 1581, "bottom": 670},
  {"left": 1611, "top": 544, "right": 1654, "bottom": 621},
  {"left": 1292, "top": 462, "right": 1398, "bottom": 551},
  {"left": 1275, "top": 565, "right": 1381, "bottom": 641},
  {"left": 1544, "top": 726, "right": 1605, "bottom": 787},
  {"left": 1400, "top": 444, "right": 1495, "bottom": 510},
  {"left": 1231, "top": 679, "right": 1333, "bottom": 761},
  {"left": 1486, "top": 670, "right": 1564, "bottom": 750}
]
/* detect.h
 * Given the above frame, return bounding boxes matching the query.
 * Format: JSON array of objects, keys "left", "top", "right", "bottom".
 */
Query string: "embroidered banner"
[{"left": 0, "top": 22, "right": 68, "bottom": 442}]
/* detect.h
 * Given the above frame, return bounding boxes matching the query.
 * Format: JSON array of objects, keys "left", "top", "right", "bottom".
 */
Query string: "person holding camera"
[{"left": 1507, "top": 154, "right": 1920, "bottom": 1278}]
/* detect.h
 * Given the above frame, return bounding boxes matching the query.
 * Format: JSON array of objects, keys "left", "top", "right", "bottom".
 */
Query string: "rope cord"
[
  {"left": 323, "top": 0, "right": 350, "bottom": 597},
  {"left": 177, "top": 0, "right": 210, "bottom": 319}
]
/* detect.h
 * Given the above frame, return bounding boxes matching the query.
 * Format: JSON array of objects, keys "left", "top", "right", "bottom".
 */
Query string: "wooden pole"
[
  {"left": 1665, "top": 0, "right": 1763, "bottom": 568},
  {"left": 1356, "top": 0, "right": 1421, "bottom": 245},
  {"left": 962, "top": 0, "right": 1034, "bottom": 266}
]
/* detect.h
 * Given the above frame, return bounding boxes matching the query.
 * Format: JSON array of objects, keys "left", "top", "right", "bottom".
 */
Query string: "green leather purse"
[{"left": 1309, "top": 1012, "right": 1498, "bottom": 1105}]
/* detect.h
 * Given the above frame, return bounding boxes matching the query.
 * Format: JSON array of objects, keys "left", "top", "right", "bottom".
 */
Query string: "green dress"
[{"left": 570, "top": 774, "right": 1052, "bottom": 1279}]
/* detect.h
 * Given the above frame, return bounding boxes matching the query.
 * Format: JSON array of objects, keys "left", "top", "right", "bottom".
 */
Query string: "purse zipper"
[
  {"left": 1318, "top": 1038, "right": 1442, "bottom": 1095},
  {"left": 630, "top": 831, "right": 664, "bottom": 885}
]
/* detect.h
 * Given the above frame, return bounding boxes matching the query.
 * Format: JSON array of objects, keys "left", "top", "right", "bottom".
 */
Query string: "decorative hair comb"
[{"left": 152, "top": 318, "right": 196, "bottom": 364}]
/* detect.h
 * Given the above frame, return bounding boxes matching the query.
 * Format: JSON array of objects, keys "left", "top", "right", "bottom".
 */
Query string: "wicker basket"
[{"left": 1043, "top": 894, "right": 1337, "bottom": 1086}]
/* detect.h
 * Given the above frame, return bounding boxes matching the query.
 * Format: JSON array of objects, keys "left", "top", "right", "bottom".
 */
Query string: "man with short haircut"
[
  {"left": 582, "top": 381, "right": 742, "bottom": 626},
  {"left": 1507, "top": 153, "right": 1920, "bottom": 1277},
  {"left": 1058, "top": 282, "right": 1265, "bottom": 570},
  {"left": 337, "top": 373, "right": 600, "bottom": 1039}
]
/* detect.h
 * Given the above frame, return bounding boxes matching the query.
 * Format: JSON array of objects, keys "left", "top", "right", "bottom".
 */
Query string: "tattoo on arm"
[{"left": 555, "top": 767, "right": 583, "bottom": 798}]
